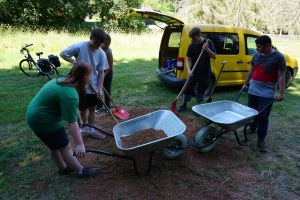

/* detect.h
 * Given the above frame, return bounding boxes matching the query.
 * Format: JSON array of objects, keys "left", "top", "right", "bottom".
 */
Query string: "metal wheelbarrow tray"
[
  {"left": 190, "top": 100, "right": 258, "bottom": 152},
  {"left": 192, "top": 100, "right": 258, "bottom": 131},
  {"left": 113, "top": 110, "right": 186, "bottom": 157}
]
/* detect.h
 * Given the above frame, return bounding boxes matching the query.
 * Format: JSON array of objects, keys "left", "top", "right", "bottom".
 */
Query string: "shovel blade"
[
  {"left": 113, "top": 106, "right": 129, "bottom": 119},
  {"left": 170, "top": 99, "right": 177, "bottom": 112}
]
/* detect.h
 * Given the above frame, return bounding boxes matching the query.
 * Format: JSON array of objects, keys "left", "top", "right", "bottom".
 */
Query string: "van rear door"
[{"left": 126, "top": 8, "right": 184, "bottom": 26}]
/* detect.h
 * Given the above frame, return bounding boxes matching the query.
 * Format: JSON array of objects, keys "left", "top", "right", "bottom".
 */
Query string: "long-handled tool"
[
  {"left": 145, "top": 68, "right": 176, "bottom": 81},
  {"left": 103, "top": 87, "right": 129, "bottom": 120},
  {"left": 206, "top": 61, "right": 227, "bottom": 103},
  {"left": 88, "top": 82, "right": 119, "bottom": 124},
  {"left": 171, "top": 40, "right": 209, "bottom": 112}
]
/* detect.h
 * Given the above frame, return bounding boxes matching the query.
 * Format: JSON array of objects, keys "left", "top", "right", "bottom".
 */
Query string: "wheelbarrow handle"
[
  {"left": 257, "top": 98, "right": 278, "bottom": 114},
  {"left": 234, "top": 86, "right": 248, "bottom": 102}
]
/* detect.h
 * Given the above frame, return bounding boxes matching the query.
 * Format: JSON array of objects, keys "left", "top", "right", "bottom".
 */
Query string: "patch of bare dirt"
[{"left": 72, "top": 106, "right": 267, "bottom": 199}]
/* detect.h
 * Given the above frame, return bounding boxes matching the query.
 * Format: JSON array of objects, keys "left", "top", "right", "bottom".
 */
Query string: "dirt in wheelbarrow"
[{"left": 72, "top": 106, "right": 273, "bottom": 199}]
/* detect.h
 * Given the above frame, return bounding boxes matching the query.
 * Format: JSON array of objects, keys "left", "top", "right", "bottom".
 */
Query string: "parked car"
[{"left": 127, "top": 9, "right": 298, "bottom": 95}]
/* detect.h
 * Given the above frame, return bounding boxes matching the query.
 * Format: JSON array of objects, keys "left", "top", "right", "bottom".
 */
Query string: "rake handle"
[{"left": 88, "top": 82, "right": 119, "bottom": 124}]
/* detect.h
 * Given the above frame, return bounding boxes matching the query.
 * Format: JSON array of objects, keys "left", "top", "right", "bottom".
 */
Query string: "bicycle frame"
[{"left": 20, "top": 43, "right": 58, "bottom": 79}]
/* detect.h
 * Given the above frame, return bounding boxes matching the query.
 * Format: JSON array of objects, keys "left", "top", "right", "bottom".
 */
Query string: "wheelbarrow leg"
[{"left": 233, "top": 125, "right": 249, "bottom": 146}]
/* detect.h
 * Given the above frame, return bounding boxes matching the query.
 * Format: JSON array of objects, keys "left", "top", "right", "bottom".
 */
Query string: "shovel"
[
  {"left": 171, "top": 40, "right": 208, "bottom": 112},
  {"left": 88, "top": 82, "right": 119, "bottom": 124},
  {"left": 103, "top": 87, "right": 129, "bottom": 120},
  {"left": 206, "top": 61, "right": 227, "bottom": 103}
]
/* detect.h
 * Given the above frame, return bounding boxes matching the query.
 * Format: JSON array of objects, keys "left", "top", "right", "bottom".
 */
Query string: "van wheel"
[
  {"left": 277, "top": 70, "right": 292, "bottom": 89},
  {"left": 284, "top": 70, "right": 292, "bottom": 88},
  {"left": 192, "top": 76, "right": 215, "bottom": 97}
]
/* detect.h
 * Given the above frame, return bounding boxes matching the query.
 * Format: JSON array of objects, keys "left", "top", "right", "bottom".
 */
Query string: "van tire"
[
  {"left": 284, "top": 70, "right": 292, "bottom": 88},
  {"left": 192, "top": 75, "right": 215, "bottom": 97}
]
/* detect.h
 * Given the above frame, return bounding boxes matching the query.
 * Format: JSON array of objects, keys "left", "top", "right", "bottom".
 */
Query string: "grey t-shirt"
[{"left": 62, "top": 41, "right": 109, "bottom": 93}]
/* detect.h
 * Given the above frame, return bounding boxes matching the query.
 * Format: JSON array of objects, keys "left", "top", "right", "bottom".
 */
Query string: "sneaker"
[
  {"left": 247, "top": 128, "right": 256, "bottom": 135},
  {"left": 178, "top": 103, "right": 187, "bottom": 112},
  {"left": 89, "top": 131, "right": 106, "bottom": 140},
  {"left": 257, "top": 139, "right": 268, "bottom": 153},
  {"left": 95, "top": 108, "right": 102, "bottom": 114},
  {"left": 80, "top": 128, "right": 85, "bottom": 138},
  {"left": 77, "top": 167, "right": 100, "bottom": 178},
  {"left": 58, "top": 166, "right": 74, "bottom": 176}
]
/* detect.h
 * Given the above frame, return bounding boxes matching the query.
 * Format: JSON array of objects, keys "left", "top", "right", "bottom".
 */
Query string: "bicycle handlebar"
[{"left": 20, "top": 43, "right": 33, "bottom": 53}]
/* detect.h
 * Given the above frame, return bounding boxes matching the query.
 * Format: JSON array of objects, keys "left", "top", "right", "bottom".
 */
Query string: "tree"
[{"left": 0, "top": 0, "right": 89, "bottom": 28}]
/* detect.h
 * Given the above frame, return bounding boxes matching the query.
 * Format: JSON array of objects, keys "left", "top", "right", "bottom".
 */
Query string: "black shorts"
[
  {"left": 79, "top": 93, "right": 99, "bottom": 111},
  {"left": 34, "top": 127, "right": 69, "bottom": 150}
]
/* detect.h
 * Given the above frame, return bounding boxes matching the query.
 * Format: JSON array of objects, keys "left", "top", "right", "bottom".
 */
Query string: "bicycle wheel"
[{"left": 19, "top": 59, "right": 39, "bottom": 76}]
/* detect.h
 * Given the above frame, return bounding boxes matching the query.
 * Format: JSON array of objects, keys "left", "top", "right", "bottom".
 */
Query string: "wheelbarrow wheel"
[
  {"left": 194, "top": 126, "right": 218, "bottom": 153},
  {"left": 160, "top": 134, "right": 187, "bottom": 159}
]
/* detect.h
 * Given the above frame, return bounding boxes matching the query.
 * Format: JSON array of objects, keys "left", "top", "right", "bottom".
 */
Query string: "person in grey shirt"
[{"left": 60, "top": 27, "right": 109, "bottom": 140}]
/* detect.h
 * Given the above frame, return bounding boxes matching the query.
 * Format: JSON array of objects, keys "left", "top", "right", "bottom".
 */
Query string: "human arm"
[
  {"left": 277, "top": 69, "right": 286, "bottom": 101},
  {"left": 69, "top": 121, "right": 86, "bottom": 158},
  {"left": 97, "top": 70, "right": 104, "bottom": 99},
  {"left": 104, "top": 51, "right": 113, "bottom": 77},
  {"left": 203, "top": 40, "right": 217, "bottom": 60},
  {"left": 242, "top": 65, "right": 254, "bottom": 90},
  {"left": 59, "top": 51, "right": 76, "bottom": 64},
  {"left": 185, "top": 56, "right": 193, "bottom": 77}
]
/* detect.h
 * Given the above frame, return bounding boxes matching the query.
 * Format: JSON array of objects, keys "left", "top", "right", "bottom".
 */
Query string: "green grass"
[{"left": 0, "top": 27, "right": 300, "bottom": 199}]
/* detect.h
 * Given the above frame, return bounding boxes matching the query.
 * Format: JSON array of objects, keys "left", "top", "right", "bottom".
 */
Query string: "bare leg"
[
  {"left": 50, "top": 149, "right": 67, "bottom": 170},
  {"left": 57, "top": 143, "right": 83, "bottom": 173},
  {"left": 88, "top": 106, "right": 96, "bottom": 125},
  {"left": 80, "top": 109, "right": 87, "bottom": 124}
]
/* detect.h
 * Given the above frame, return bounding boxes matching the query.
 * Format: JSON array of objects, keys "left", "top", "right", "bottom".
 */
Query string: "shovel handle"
[
  {"left": 103, "top": 87, "right": 117, "bottom": 108},
  {"left": 88, "top": 82, "right": 119, "bottom": 124}
]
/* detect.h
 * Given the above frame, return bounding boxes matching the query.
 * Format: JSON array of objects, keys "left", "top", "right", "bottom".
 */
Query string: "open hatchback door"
[{"left": 126, "top": 8, "right": 184, "bottom": 26}]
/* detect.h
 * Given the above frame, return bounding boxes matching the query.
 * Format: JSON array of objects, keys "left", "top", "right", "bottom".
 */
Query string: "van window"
[
  {"left": 203, "top": 32, "right": 239, "bottom": 55},
  {"left": 168, "top": 32, "right": 181, "bottom": 47},
  {"left": 245, "top": 35, "right": 259, "bottom": 55}
]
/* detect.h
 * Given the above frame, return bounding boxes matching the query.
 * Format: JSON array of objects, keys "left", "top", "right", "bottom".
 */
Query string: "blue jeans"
[{"left": 248, "top": 94, "right": 274, "bottom": 140}]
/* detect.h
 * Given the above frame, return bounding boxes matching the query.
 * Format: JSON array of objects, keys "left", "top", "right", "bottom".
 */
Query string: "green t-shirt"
[{"left": 26, "top": 78, "right": 79, "bottom": 133}]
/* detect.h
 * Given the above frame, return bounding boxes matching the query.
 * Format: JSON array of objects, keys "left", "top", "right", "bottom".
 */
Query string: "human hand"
[
  {"left": 277, "top": 94, "right": 284, "bottom": 101},
  {"left": 75, "top": 144, "right": 86, "bottom": 158}
]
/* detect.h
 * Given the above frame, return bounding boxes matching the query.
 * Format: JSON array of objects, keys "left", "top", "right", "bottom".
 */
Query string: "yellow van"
[{"left": 127, "top": 9, "right": 298, "bottom": 94}]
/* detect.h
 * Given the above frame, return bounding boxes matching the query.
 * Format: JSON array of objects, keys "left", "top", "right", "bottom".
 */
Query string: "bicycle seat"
[{"left": 36, "top": 52, "right": 43, "bottom": 56}]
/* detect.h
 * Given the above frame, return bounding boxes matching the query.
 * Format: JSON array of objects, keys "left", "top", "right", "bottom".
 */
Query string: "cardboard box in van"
[{"left": 127, "top": 9, "right": 298, "bottom": 94}]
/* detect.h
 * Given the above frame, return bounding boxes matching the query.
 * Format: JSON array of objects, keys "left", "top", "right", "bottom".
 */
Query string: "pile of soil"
[{"left": 120, "top": 128, "right": 167, "bottom": 148}]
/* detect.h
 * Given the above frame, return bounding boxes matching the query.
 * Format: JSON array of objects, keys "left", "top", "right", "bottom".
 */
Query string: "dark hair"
[
  {"left": 255, "top": 35, "right": 272, "bottom": 45},
  {"left": 106, "top": 34, "right": 111, "bottom": 42},
  {"left": 90, "top": 28, "right": 106, "bottom": 43},
  {"left": 57, "top": 60, "right": 92, "bottom": 96},
  {"left": 189, "top": 27, "right": 201, "bottom": 38}
]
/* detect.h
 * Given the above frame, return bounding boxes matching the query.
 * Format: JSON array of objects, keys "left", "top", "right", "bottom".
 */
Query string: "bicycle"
[{"left": 19, "top": 43, "right": 60, "bottom": 80}]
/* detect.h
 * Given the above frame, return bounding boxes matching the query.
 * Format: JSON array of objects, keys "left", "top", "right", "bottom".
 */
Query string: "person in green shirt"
[{"left": 26, "top": 60, "right": 100, "bottom": 178}]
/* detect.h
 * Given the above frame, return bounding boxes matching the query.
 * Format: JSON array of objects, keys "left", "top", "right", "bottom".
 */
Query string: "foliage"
[
  {"left": 0, "top": 0, "right": 89, "bottom": 28},
  {"left": 90, "top": 0, "right": 145, "bottom": 32}
]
